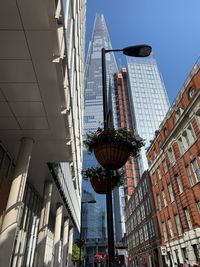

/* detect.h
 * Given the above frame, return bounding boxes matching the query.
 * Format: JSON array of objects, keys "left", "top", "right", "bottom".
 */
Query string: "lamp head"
[{"left": 123, "top": 45, "right": 152, "bottom": 57}]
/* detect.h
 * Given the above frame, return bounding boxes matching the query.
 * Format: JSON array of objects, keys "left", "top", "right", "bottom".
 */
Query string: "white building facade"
[{"left": 0, "top": 0, "right": 86, "bottom": 266}]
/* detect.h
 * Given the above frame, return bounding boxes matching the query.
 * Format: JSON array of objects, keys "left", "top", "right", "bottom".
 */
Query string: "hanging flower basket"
[
  {"left": 90, "top": 177, "right": 117, "bottom": 194},
  {"left": 84, "top": 127, "right": 144, "bottom": 170},
  {"left": 94, "top": 143, "right": 130, "bottom": 170},
  {"left": 82, "top": 167, "right": 124, "bottom": 195}
]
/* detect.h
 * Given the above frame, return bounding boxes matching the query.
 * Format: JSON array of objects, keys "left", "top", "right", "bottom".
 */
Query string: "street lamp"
[
  {"left": 79, "top": 199, "right": 96, "bottom": 267},
  {"left": 101, "top": 44, "right": 151, "bottom": 267}
]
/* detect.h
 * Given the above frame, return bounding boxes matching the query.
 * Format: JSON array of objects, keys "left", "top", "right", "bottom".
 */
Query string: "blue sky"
[{"left": 86, "top": 0, "right": 200, "bottom": 104}]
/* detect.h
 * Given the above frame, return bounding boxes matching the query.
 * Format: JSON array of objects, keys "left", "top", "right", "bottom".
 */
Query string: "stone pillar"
[
  {"left": 67, "top": 226, "right": 73, "bottom": 267},
  {"left": 53, "top": 203, "right": 63, "bottom": 267},
  {"left": 34, "top": 181, "right": 53, "bottom": 267},
  {"left": 0, "top": 138, "right": 34, "bottom": 267},
  {"left": 63, "top": 217, "right": 70, "bottom": 267},
  {"left": 187, "top": 243, "right": 197, "bottom": 266}
]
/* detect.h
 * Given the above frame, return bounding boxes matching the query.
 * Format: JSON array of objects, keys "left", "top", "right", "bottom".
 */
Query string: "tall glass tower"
[
  {"left": 127, "top": 57, "right": 170, "bottom": 171},
  {"left": 83, "top": 14, "right": 118, "bottom": 265}
]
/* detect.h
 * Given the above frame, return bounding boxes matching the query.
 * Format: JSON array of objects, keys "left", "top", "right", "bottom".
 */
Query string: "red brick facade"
[
  {"left": 126, "top": 171, "right": 164, "bottom": 267},
  {"left": 147, "top": 60, "right": 200, "bottom": 266}
]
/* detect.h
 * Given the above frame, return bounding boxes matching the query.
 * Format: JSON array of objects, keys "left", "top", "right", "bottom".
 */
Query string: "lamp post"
[
  {"left": 79, "top": 199, "right": 96, "bottom": 267},
  {"left": 101, "top": 44, "right": 151, "bottom": 267}
]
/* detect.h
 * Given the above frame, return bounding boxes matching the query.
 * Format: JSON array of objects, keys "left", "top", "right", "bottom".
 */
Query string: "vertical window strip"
[{"left": 191, "top": 159, "right": 200, "bottom": 182}]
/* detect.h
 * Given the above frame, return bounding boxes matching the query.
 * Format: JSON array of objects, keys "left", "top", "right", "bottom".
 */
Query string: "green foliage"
[
  {"left": 83, "top": 127, "right": 145, "bottom": 157},
  {"left": 72, "top": 243, "right": 84, "bottom": 261},
  {"left": 82, "top": 167, "right": 124, "bottom": 186}
]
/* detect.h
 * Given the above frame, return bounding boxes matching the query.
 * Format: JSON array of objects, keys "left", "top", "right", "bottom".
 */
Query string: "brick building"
[
  {"left": 113, "top": 68, "right": 140, "bottom": 197},
  {"left": 146, "top": 59, "right": 200, "bottom": 266},
  {"left": 112, "top": 68, "right": 142, "bottom": 244},
  {"left": 126, "top": 171, "right": 164, "bottom": 267}
]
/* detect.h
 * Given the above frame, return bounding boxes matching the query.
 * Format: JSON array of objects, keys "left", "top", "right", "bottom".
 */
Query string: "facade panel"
[{"left": 127, "top": 57, "right": 170, "bottom": 171}]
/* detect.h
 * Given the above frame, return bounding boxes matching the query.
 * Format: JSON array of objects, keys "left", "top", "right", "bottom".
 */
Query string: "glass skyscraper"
[
  {"left": 127, "top": 57, "right": 170, "bottom": 171},
  {"left": 83, "top": 14, "right": 118, "bottom": 265}
]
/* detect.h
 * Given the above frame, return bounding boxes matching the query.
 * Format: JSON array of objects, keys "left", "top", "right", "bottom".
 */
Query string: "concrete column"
[
  {"left": 187, "top": 243, "right": 197, "bottom": 265},
  {"left": 34, "top": 181, "right": 53, "bottom": 267},
  {"left": 53, "top": 203, "right": 63, "bottom": 267},
  {"left": 63, "top": 217, "right": 70, "bottom": 267},
  {"left": 0, "top": 138, "right": 34, "bottom": 267},
  {"left": 67, "top": 226, "right": 74, "bottom": 267}
]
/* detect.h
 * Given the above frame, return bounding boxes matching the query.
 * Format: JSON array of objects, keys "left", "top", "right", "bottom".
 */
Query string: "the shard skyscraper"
[{"left": 82, "top": 14, "right": 118, "bottom": 265}]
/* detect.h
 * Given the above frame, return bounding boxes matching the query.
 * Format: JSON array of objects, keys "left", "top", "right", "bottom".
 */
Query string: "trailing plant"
[
  {"left": 82, "top": 167, "right": 125, "bottom": 186},
  {"left": 84, "top": 127, "right": 144, "bottom": 157},
  {"left": 72, "top": 243, "right": 84, "bottom": 261}
]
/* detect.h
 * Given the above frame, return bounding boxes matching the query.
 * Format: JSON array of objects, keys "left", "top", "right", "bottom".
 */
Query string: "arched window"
[{"left": 188, "top": 86, "right": 196, "bottom": 99}]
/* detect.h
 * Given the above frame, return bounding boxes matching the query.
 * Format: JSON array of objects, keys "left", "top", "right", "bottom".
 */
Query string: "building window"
[
  {"left": 162, "top": 222, "right": 168, "bottom": 241},
  {"left": 168, "top": 219, "right": 174, "bottom": 238},
  {"left": 143, "top": 179, "right": 148, "bottom": 193},
  {"left": 135, "top": 213, "right": 138, "bottom": 227},
  {"left": 162, "top": 159, "right": 168, "bottom": 173},
  {"left": 132, "top": 234, "right": 136, "bottom": 248},
  {"left": 175, "top": 214, "right": 182, "bottom": 235},
  {"left": 182, "top": 130, "right": 191, "bottom": 148},
  {"left": 176, "top": 175, "right": 183, "bottom": 193},
  {"left": 181, "top": 124, "right": 196, "bottom": 150},
  {"left": 191, "top": 159, "right": 200, "bottom": 183},
  {"left": 137, "top": 209, "right": 141, "bottom": 224},
  {"left": 164, "top": 127, "right": 168, "bottom": 137},
  {"left": 135, "top": 231, "right": 139, "bottom": 245},
  {"left": 184, "top": 208, "right": 193, "bottom": 229},
  {"left": 157, "top": 168, "right": 162, "bottom": 180},
  {"left": 138, "top": 187, "right": 143, "bottom": 201},
  {"left": 157, "top": 195, "right": 162, "bottom": 211},
  {"left": 188, "top": 87, "right": 196, "bottom": 99},
  {"left": 175, "top": 107, "right": 184, "bottom": 122},
  {"left": 168, "top": 184, "right": 175, "bottom": 202},
  {"left": 150, "top": 218, "right": 155, "bottom": 236},
  {"left": 187, "top": 125, "right": 196, "bottom": 142},
  {"left": 186, "top": 165, "right": 195, "bottom": 186},
  {"left": 168, "top": 147, "right": 175, "bottom": 163},
  {"left": 162, "top": 189, "right": 167, "bottom": 207},
  {"left": 141, "top": 204, "right": 145, "bottom": 220},
  {"left": 146, "top": 198, "right": 151, "bottom": 215},
  {"left": 143, "top": 224, "right": 149, "bottom": 241},
  {"left": 174, "top": 250, "right": 180, "bottom": 264},
  {"left": 178, "top": 137, "right": 185, "bottom": 154},
  {"left": 192, "top": 244, "right": 199, "bottom": 262},
  {"left": 196, "top": 201, "right": 200, "bottom": 213},
  {"left": 131, "top": 198, "right": 135, "bottom": 211},
  {"left": 135, "top": 193, "right": 139, "bottom": 206},
  {"left": 153, "top": 149, "right": 157, "bottom": 159},
  {"left": 139, "top": 228, "right": 144, "bottom": 243}
]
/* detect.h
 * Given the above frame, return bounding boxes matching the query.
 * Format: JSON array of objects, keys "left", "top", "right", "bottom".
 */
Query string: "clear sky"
[{"left": 86, "top": 0, "right": 200, "bottom": 104}]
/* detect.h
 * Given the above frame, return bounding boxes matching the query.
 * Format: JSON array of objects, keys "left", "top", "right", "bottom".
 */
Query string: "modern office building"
[
  {"left": 82, "top": 190, "right": 107, "bottom": 266},
  {"left": 112, "top": 59, "right": 170, "bottom": 243},
  {"left": 147, "top": 58, "right": 200, "bottom": 266},
  {"left": 127, "top": 57, "right": 170, "bottom": 171},
  {"left": 0, "top": 0, "right": 86, "bottom": 266},
  {"left": 83, "top": 13, "right": 118, "bottom": 265}
]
